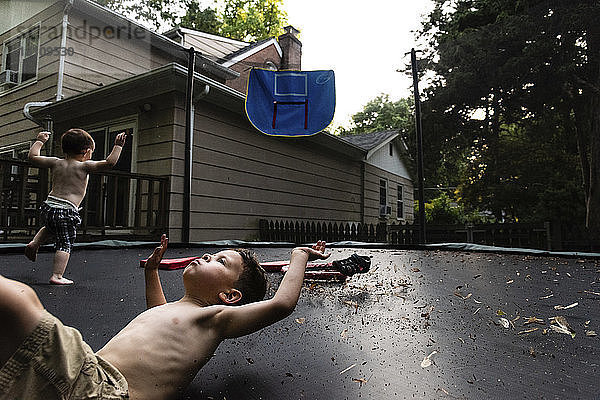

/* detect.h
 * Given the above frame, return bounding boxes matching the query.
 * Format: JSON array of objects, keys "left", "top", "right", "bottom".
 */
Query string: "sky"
[{"left": 283, "top": 0, "right": 434, "bottom": 129}]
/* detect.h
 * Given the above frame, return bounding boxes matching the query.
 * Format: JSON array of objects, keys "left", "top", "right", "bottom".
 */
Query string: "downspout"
[
  {"left": 23, "top": 102, "right": 53, "bottom": 128},
  {"left": 194, "top": 84, "right": 210, "bottom": 101},
  {"left": 23, "top": 102, "right": 54, "bottom": 154},
  {"left": 56, "top": 0, "right": 73, "bottom": 101}
]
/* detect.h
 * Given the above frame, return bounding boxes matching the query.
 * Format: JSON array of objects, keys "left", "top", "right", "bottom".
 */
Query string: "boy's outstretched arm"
[
  {"left": 144, "top": 234, "right": 168, "bottom": 308},
  {"left": 83, "top": 132, "right": 127, "bottom": 172},
  {"left": 28, "top": 131, "right": 59, "bottom": 168},
  {"left": 214, "top": 241, "right": 330, "bottom": 339}
]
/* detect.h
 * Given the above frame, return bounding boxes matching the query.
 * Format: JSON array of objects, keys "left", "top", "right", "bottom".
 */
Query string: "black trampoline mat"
[{"left": 1, "top": 246, "right": 598, "bottom": 399}]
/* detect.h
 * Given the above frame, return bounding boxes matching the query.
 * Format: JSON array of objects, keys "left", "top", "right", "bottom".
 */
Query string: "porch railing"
[{"left": 0, "top": 159, "right": 169, "bottom": 242}]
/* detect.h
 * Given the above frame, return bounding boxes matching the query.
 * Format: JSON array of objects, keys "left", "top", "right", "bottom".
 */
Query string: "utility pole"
[
  {"left": 183, "top": 46, "right": 195, "bottom": 244},
  {"left": 411, "top": 48, "right": 426, "bottom": 244}
]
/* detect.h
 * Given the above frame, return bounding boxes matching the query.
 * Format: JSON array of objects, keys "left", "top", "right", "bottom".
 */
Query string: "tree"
[
  {"left": 416, "top": 0, "right": 597, "bottom": 231},
  {"left": 94, "top": 0, "right": 288, "bottom": 41},
  {"left": 341, "top": 94, "right": 414, "bottom": 136},
  {"left": 93, "top": 0, "right": 179, "bottom": 31},
  {"left": 220, "top": 0, "right": 287, "bottom": 41},
  {"left": 177, "top": 0, "right": 220, "bottom": 35}
]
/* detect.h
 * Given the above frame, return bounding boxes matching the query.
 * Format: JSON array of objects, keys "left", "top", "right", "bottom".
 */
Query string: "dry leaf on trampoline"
[
  {"left": 549, "top": 316, "right": 576, "bottom": 338},
  {"left": 498, "top": 318, "right": 510, "bottom": 329},
  {"left": 524, "top": 317, "right": 545, "bottom": 325},
  {"left": 420, "top": 351, "right": 437, "bottom": 368},
  {"left": 518, "top": 328, "right": 539, "bottom": 335},
  {"left": 553, "top": 302, "right": 578, "bottom": 310}
]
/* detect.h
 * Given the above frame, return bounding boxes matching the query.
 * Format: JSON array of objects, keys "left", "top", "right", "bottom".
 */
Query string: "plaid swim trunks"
[{"left": 40, "top": 196, "right": 82, "bottom": 253}]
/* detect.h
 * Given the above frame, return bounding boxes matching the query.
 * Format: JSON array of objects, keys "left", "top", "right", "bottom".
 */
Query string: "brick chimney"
[{"left": 278, "top": 25, "right": 302, "bottom": 70}]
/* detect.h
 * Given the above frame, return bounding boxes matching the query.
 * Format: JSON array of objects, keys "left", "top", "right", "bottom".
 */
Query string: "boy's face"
[{"left": 183, "top": 250, "right": 245, "bottom": 303}]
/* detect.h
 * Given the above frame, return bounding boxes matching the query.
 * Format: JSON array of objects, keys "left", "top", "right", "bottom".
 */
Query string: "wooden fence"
[
  {"left": 259, "top": 219, "right": 389, "bottom": 244},
  {"left": 259, "top": 219, "right": 597, "bottom": 252}
]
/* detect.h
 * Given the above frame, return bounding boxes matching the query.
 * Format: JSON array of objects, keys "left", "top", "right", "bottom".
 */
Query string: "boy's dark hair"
[
  {"left": 61, "top": 128, "right": 94, "bottom": 156},
  {"left": 232, "top": 249, "right": 267, "bottom": 306}
]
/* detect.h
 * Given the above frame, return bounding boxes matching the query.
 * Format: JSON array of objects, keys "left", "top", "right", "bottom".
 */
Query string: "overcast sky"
[{"left": 283, "top": 0, "right": 434, "bottom": 129}]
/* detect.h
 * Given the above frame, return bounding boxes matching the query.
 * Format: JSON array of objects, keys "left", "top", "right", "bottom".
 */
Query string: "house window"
[
  {"left": 389, "top": 143, "right": 393, "bottom": 156},
  {"left": 397, "top": 185, "right": 404, "bottom": 219},
  {"left": 379, "top": 179, "right": 388, "bottom": 216},
  {"left": 0, "top": 142, "right": 30, "bottom": 161},
  {"left": 86, "top": 124, "right": 135, "bottom": 227},
  {"left": 1, "top": 26, "right": 39, "bottom": 91},
  {"left": 265, "top": 60, "right": 278, "bottom": 71}
]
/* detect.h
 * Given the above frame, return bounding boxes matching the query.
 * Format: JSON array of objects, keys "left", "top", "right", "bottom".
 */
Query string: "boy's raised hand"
[
  {"left": 145, "top": 234, "right": 168, "bottom": 270},
  {"left": 114, "top": 132, "right": 127, "bottom": 147},
  {"left": 36, "top": 131, "right": 50, "bottom": 143},
  {"left": 293, "top": 240, "right": 331, "bottom": 261}
]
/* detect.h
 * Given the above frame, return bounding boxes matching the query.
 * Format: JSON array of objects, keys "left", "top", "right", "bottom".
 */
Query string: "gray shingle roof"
[
  {"left": 219, "top": 37, "right": 274, "bottom": 63},
  {"left": 338, "top": 130, "right": 398, "bottom": 151}
]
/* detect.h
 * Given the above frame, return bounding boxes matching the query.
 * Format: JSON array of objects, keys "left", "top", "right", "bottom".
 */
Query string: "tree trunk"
[
  {"left": 586, "top": 16, "right": 600, "bottom": 234},
  {"left": 588, "top": 93, "right": 600, "bottom": 233}
]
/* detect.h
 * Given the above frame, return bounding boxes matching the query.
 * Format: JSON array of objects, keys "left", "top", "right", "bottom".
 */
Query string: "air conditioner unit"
[
  {"left": 379, "top": 204, "right": 392, "bottom": 216},
  {"left": 0, "top": 70, "right": 18, "bottom": 87}
]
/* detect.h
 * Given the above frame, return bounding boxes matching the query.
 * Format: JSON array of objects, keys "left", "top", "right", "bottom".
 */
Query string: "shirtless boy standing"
[
  {"left": 0, "top": 235, "right": 329, "bottom": 399},
  {"left": 25, "top": 129, "right": 127, "bottom": 284}
]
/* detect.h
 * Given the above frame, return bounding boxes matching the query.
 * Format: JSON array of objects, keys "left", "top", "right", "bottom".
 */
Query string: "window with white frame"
[
  {"left": 379, "top": 179, "right": 389, "bottom": 216},
  {"left": 1, "top": 26, "right": 39, "bottom": 91},
  {"left": 397, "top": 184, "right": 404, "bottom": 219},
  {"left": 0, "top": 142, "right": 30, "bottom": 161}
]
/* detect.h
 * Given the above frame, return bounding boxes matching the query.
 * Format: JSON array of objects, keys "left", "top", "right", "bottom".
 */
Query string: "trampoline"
[{"left": 0, "top": 244, "right": 598, "bottom": 399}]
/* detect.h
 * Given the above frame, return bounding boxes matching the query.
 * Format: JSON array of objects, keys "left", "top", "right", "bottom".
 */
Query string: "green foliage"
[
  {"left": 415, "top": 192, "right": 496, "bottom": 225},
  {"left": 340, "top": 94, "right": 414, "bottom": 136},
  {"left": 423, "top": 193, "right": 463, "bottom": 224},
  {"left": 415, "top": 0, "right": 599, "bottom": 228},
  {"left": 178, "top": 1, "right": 220, "bottom": 34},
  {"left": 94, "top": 0, "right": 180, "bottom": 31},
  {"left": 94, "top": 0, "right": 288, "bottom": 41},
  {"left": 220, "top": 0, "right": 287, "bottom": 41}
]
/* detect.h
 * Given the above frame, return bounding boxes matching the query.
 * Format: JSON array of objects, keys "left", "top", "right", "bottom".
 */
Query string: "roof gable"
[
  {"left": 339, "top": 130, "right": 413, "bottom": 180},
  {"left": 164, "top": 27, "right": 282, "bottom": 68},
  {"left": 221, "top": 37, "right": 282, "bottom": 67},
  {"left": 338, "top": 130, "right": 398, "bottom": 152},
  {"left": 165, "top": 27, "right": 249, "bottom": 60}
]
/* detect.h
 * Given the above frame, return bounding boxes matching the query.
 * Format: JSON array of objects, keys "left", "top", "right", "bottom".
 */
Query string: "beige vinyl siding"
[
  {"left": 48, "top": 91, "right": 179, "bottom": 233},
  {"left": 0, "top": 0, "right": 55, "bottom": 31},
  {"left": 364, "top": 163, "right": 414, "bottom": 223},
  {"left": 0, "top": 3, "right": 63, "bottom": 146},
  {"left": 61, "top": 12, "right": 173, "bottom": 96},
  {"left": 169, "top": 98, "right": 362, "bottom": 241}
]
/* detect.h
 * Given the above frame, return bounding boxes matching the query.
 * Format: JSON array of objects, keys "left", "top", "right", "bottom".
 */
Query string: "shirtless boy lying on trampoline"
[{"left": 0, "top": 235, "right": 330, "bottom": 399}]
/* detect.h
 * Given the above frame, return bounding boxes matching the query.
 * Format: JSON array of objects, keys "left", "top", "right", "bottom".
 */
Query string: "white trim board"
[{"left": 222, "top": 38, "right": 282, "bottom": 68}]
